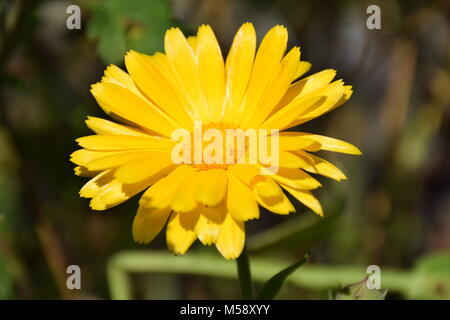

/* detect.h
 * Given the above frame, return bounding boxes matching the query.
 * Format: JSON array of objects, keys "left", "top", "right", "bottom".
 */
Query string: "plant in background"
[{"left": 71, "top": 23, "right": 360, "bottom": 298}]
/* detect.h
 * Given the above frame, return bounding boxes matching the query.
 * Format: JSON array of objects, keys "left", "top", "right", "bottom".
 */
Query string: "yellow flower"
[{"left": 71, "top": 23, "right": 361, "bottom": 259}]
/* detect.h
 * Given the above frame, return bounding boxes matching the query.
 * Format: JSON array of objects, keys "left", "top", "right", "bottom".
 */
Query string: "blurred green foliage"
[
  {"left": 0, "top": 249, "right": 13, "bottom": 299},
  {"left": 87, "top": 0, "right": 172, "bottom": 64},
  {"left": 409, "top": 252, "right": 450, "bottom": 299},
  {"left": 333, "top": 279, "right": 388, "bottom": 300},
  {"left": 106, "top": 250, "right": 450, "bottom": 300}
]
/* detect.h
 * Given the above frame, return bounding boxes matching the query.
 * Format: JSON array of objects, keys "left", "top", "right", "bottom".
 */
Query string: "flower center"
[
  {"left": 193, "top": 122, "right": 249, "bottom": 170},
  {"left": 172, "top": 121, "right": 251, "bottom": 170},
  {"left": 171, "top": 121, "right": 279, "bottom": 172}
]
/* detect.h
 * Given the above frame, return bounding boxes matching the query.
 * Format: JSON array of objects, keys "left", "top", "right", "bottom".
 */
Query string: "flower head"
[{"left": 71, "top": 23, "right": 361, "bottom": 259}]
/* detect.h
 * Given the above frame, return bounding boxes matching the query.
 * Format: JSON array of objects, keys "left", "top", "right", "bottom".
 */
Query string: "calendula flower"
[{"left": 71, "top": 23, "right": 361, "bottom": 259}]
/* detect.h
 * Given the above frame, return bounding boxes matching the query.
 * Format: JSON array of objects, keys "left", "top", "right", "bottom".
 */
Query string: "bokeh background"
[{"left": 0, "top": 0, "right": 449, "bottom": 300}]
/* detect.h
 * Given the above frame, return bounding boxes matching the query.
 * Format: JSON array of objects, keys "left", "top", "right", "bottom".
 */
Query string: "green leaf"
[
  {"left": 333, "top": 278, "right": 388, "bottom": 300},
  {"left": 257, "top": 255, "right": 308, "bottom": 300},
  {"left": 86, "top": 0, "right": 172, "bottom": 64}
]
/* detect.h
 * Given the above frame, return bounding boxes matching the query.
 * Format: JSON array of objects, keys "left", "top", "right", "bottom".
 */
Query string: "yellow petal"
[
  {"left": 268, "top": 167, "right": 322, "bottom": 190},
  {"left": 114, "top": 154, "right": 174, "bottom": 184},
  {"left": 253, "top": 176, "right": 283, "bottom": 198},
  {"left": 227, "top": 164, "right": 260, "bottom": 185},
  {"left": 186, "top": 36, "right": 197, "bottom": 50},
  {"left": 223, "top": 23, "right": 256, "bottom": 122},
  {"left": 202, "top": 202, "right": 227, "bottom": 225},
  {"left": 148, "top": 52, "right": 198, "bottom": 121},
  {"left": 279, "top": 132, "right": 321, "bottom": 151},
  {"left": 227, "top": 171, "right": 259, "bottom": 221},
  {"left": 215, "top": 213, "right": 245, "bottom": 260},
  {"left": 74, "top": 166, "right": 97, "bottom": 177},
  {"left": 279, "top": 150, "right": 310, "bottom": 168},
  {"left": 196, "top": 25, "right": 226, "bottom": 122},
  {"left": 70, "top": 149, "right": 120, "bottom": 166},
  {"left": 124, "top": 50, "right": 193, "bottom": 129},
  {"left": 256, "top": 192, "right": 295, "bottom": 215},
  {"left": 254, "top": 178, "right": 295, "bottom": 214},
  {"left": 171, "top": 168, "right": 199, "bottom": 212},
  {"left": 239, "top": 25, "right": 288, "bottom": 127},
  {"left": 195, "top": 210, "right": 220, "bottom": 245},
  {"left": 164, "top": 28, "right": 208, "bottom": 120},
  {"left": 229, "top": 165, "right": 295, "bottom": 206},
  {"left": 294, "top": 61, "right": 311, "bottom": 80},
  {"left": 194, "top": 169, "right": 227, "bottom": 207},
  {"left": 89, "top": 179, "right": 125, "bottom": 210},
  {"left": 85, "top": 116, "right": 147, "bottom": 136},
  {"left": 285, "top": 80, "right": 346, "bottom": 129},
  {"left": 290, "top": 80, "right": 346, "bottom": 127},
  {"left": 139, "top": 165, "right": 194, "bottom": 209},
  {"left": 84, "top": 151, "right": 159, "bottom": 171},
  {"left": 259, "top": 94, "right": 322, "bottom": 130},
  {"left": 132, "top": 207, "right": 171, "bottom": 244},
  {"left": 166, "top": 212, "right": 198, "bottom": 255},
  {"left": 79, "top": 170, "right": 113, "bottom": 198},
  {"left": 330, "top": 85, "right": 353, "bottom": 111},
  {"left": 91, "top": 82, "right": 178, "bottom": 137},
  {"left": 101, "top": 64, "right": 144, "bottom": 98},
  {"left": 276, "top": 69, "right": 337, "bottom": 109},
  {"left": 298, "top": 69, "right": 337, "bottom": 95},
  {"left": 281, "top": 184, "right": 323, "bottom": 216},
  {"left": 76, "top": 135, "right": 175, "bottom": 151},
  {"left": 249, "top": 46, "right": 300, "bottom": 128},
  {"left": 89, "top": 176, "right": 155, "bottom": 211},
  {"left": 285, "top": 132, "right": 362, "bottom": 155},
  {"left": 294, "top": 150, "right": 347, "bottom": 181}
]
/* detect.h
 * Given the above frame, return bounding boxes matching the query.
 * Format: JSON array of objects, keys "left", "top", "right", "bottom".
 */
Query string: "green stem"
[
  {"left": 236, "top": 245, "right": 253, "bottom": 299},
  {"left": 107, "top": 250, "right": 419, "bottom": 299}
]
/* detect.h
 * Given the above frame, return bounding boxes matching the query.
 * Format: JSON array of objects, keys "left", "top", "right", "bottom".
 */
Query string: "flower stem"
[{"left": 236, "top": 244, "right": 253, "bottom": 299}]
